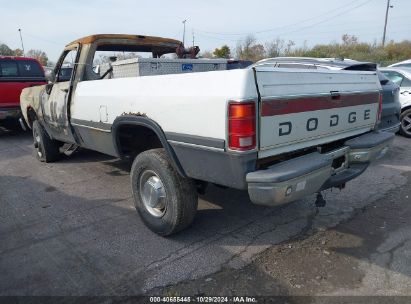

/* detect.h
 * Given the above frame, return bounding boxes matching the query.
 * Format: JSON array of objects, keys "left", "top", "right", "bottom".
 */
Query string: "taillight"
[
  {"left": 228, "top": 102, "right": 256, "bottom": 151},
  {"left": 376, "top": 93, "right": 383, "bottom": 125}
]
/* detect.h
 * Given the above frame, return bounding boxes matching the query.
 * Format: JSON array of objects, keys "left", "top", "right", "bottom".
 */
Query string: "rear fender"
[
  {"left": 20, "top": 85, "right": 46, "bottom": 125},
  {"left": 112, "top": 115, "right": 186, "bottom": 177}
]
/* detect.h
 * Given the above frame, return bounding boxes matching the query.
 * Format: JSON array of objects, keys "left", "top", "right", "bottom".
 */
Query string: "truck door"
[
  {"left": 397, "top": 75, "right": 411, "bottom": 108},
  {"left": 42, "top": 47, "right": 78, "bottom": 143}
]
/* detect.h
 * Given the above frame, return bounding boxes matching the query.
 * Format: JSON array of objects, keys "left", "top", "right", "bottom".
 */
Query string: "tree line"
[
  {"left": 2, "top": 34, "right": 410, "bottom": 67},
  {"left": 0, "top": 43, "right": 49, "bottom": 66},
  {"left": 206, "top": 34, "right": 411, "bottom": 66}
]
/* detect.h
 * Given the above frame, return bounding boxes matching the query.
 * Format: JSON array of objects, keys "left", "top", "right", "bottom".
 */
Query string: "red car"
[{"left": 0, "top": 56, "right": 46, "bottom": 130}]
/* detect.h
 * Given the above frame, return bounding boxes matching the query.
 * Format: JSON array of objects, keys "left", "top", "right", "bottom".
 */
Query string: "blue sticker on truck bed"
[{"left": 182, "top": 64, "right": 193, "bottom": 71}]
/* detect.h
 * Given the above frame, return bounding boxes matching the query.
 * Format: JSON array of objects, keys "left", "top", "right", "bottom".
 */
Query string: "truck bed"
[{"left": 72, "top": 67, "right": 381, "bottom": 159}]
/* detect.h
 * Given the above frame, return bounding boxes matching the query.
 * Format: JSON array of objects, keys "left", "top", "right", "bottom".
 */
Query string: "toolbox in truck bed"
[{"left": 107, "top": 58, "right": 228, "bottom": 78}]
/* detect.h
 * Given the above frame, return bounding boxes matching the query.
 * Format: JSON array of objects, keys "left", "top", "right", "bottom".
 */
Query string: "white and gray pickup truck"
[{"left": 20, "top": 34, "right": 394, "bottom": 235}]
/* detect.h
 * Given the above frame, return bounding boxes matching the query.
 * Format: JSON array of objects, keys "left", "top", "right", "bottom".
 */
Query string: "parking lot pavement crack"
[
  {"left": 114, "top": 208, "right": 291, "bottom": 291},
  {"left": 3, "top": 210, "right": 85, "bottom": 293},
  {"left": 216, "top": 180, "right": 409, "bottom": 286},
  {"left": 2, "top": 206, "right": 129, "bottom": 294},
  {"left": 145, "top": 186, "right": 409, "bottom": 293},
  {"left": 385, "top": 239, "right": 408, "bottom": 271},
  {"left": 223, "top": 224, "right": 280, "bottom": 269},
  {"left": 58, "top": 234, "right": 118, "bottom": 294},
  {"left": 141, "top": 210, "right": 319, "bottom": 293},
  {"left": 142, "top": 213, "right": 320, "bottom": 294},
  {"left": 1, "top": 194, "right": 133, "bottom": 248},
  {"left": 225, "top": 210, "right": 320, "bottom": 269}
]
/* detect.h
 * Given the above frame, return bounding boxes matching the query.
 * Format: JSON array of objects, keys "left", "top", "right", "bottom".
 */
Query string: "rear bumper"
[
  {"left": 246, "top": 131, "right": 394, "bottom": 206},
  {"left": 379, "top": 122, "right": 400, "bottom": 133},
  {"left": 0, "top": 107, "right": 21, "bottom": 120}
]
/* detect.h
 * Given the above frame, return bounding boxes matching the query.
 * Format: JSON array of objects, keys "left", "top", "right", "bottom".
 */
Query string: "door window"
[
  {"left": 56, "top": 49, "right": 78, "bottom": 82},
  {"left": 401, "top": 76, "right": 411, "bottom": 87}
]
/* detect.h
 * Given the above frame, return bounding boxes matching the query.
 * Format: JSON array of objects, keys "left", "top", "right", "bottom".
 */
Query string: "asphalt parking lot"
[{"left": 1, "top": 127, "right": 411, "bottom": 297}]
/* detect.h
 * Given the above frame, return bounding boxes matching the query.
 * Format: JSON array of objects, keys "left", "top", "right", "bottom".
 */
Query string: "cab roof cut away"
[{"left": 66, "top": 34, "right": 182, "bottom": 56}]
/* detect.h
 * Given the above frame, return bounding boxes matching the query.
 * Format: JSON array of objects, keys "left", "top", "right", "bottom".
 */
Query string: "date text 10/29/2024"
[{"left": 149, "top": 296, "right": 258, "bottom": 303}]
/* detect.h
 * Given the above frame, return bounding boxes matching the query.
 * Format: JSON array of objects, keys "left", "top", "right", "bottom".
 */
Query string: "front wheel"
[
  {"left": 400, "top": 109, "right": 411, "bottom": 138},
  {"left": 131, "top": 148, "right": 198, "bottom": 236},
  {"left": 32, "top": 120, "right": 61, "bottom": 162}
]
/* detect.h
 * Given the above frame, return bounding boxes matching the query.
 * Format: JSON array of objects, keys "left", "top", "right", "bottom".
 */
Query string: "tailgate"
[
  {"left": 255, "top": 67, "right": 381, "bottom": 158},
  {"left": 0, "top": 81, "right": 45, "bottom": 108}
]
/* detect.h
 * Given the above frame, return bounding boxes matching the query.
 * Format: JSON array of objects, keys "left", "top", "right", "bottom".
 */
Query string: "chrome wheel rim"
[
  {"left": 33, "top": 129, "right": 43, "bottom": 158},
  {"left": 402, "top": 113, "right": 411, "bottom": 136},
  {"left": 139, "top": 170, "right": 167, "bottom": 218}
]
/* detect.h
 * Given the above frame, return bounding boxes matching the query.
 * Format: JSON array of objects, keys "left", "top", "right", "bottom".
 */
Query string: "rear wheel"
[
  {"left": 131, "top": 148, "right": 198, "bottom": 236},
  {"left": 32, "top": 120, "right": 61, "bottom": 162},
  {"left": 400, "top": 109, "right": 411, "bottom": 138}
]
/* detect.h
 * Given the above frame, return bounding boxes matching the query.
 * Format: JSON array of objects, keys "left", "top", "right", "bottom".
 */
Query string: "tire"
[
  {"left": 32, "top": 120, "right": 61, "bottom": 162},
  {"left": 131, "top": 148, "right": 198, "bottom": 236},
  {"left": 0, "top": 119, "right": 22, "bottom": 131},
  {"left": 400, "top": 109, "right": 411, "bottom": 138}
]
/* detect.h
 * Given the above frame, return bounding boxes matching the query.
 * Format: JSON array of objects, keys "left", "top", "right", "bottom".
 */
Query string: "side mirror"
[{"left": 45, "top": 83, "right": 54, "bottom": 95}]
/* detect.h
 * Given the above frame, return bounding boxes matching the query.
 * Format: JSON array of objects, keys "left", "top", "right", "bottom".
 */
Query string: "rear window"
[
  {"left": 17, "top": 60, "right": 44, "bottom": 77},
  {"left": 343, "top": 63, "right": 376, "bottom": 71},
  {"left": 0, "top": 61, "right": 18, "bottom": 77},
  {"left": 381, "top": 71, "right": 404, "bottom": 86},
  {"left": 395, "top": 63, "right": 411, "bottom": 68},
  {"left": 0, "top": 59, "right": 44, "bottom": 78}
]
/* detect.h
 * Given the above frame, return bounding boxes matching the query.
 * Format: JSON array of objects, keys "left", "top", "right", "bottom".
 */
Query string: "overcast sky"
[{"left": 1, "top": 0, "right": 410, "bottom": 62}]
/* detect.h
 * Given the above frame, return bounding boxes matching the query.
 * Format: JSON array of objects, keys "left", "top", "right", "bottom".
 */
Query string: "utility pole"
[
  {"left": 182, "top": 19, "right": 187, "bottom": 45},
  {"left": 18, "top": 28, "right": 25, "bottom": 55},
  {"left": 192, "top": 31, "right": 195, "bottom": 47},
  {"left": 382, "top": 0, "right": 393, "bottom": 47}
]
